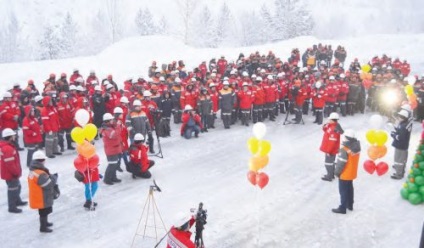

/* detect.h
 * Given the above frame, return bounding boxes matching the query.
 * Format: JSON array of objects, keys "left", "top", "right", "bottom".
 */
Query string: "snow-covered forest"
[{"left": 0, "top": 0, "right": 423, "bottom": 63}]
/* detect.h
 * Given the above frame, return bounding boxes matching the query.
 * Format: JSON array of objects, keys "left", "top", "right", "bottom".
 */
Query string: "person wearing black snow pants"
[
  {"left": 320, "top": 113, "right": 344, "bottom": 182},
  {"left": 219, "top": 82, "right": 235, "bottom": 129},
  {"left": 101, "top": 113, "right": 123, "bottom": 185}
]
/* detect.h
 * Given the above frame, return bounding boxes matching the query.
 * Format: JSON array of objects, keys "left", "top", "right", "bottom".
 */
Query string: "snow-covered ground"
[{"left": 0, "top": 34, "right": 423, "bottom": 248}]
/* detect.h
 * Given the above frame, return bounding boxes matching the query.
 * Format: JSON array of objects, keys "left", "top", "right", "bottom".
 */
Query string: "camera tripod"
[
  {"left": 283, "top": 101, "right": 305, "bottom": 125},
  {"left": 131, "top": 181, "right": 166, "bottom": 247}
]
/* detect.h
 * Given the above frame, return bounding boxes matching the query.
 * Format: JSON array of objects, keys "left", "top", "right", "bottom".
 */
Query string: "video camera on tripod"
[{"left": 150, "top": 180, "right": 162, "bottom": 192}]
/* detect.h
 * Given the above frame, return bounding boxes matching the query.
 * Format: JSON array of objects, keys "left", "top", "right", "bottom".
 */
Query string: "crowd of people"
[{"left": 0, "top": 43, "right": 422, "bottom": 238}]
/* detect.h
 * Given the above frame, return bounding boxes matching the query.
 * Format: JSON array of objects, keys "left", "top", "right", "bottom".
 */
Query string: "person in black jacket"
[
  {"left": 391, "top": 109, "right": 413, "bottom": 179},
  {"left": 157, "top": 91, "right": 173, "bottom": 137},
  {"left": 91, "top": 86, "right": 106, "bottom": 133}
]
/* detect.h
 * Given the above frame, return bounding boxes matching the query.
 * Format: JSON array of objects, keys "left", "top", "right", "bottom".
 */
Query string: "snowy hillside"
[{"left": 0, "top": 34, "right": 424, "bottom": 248}]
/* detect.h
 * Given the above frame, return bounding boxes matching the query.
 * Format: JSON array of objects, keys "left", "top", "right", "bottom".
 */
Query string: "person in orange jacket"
[
  {"left": 28, "top": 151, "right": 57, "bottom": 232},
  {"left": 332, "top": 129, "right": 361, "bottom": 214}
]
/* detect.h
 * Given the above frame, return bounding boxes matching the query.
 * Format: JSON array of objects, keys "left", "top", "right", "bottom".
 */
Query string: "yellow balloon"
[
  {"left": 405, "top": 85, "right": 414, "bottom": 96},
  {"left": 258, "top": 140, "right": 272, "bottom": 156},
  {"left": 83, "top": 123, "right": 98, "bottom": 142},
  {"left": 365, "top": 130, "right": 377, "bottom": 145},
  {"left": 247, "top": 137, "right": 259, "bottom": 155},
  {"left": 361, "top": 64, "right": 371, "bottom": 73},
  {"left": 374, "top": 130, "right": 388, "bottom": 146},
  {"left": 71, "top": 127, "right": 85, "bottom": 144}
]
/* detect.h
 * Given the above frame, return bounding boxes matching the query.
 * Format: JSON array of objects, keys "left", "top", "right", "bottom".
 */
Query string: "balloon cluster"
[
  {"left": 405, "top": 77, "right": 417, "bottom": 110},
  {"left": 246, "top": 123, "right": 271, "bottom": 190},
  {"left": 400, "top": 121, "right": 424, "bottom": 205},
  {"left": 363, "top": 115, "right": 389, "bottom": 176},
  {"left": 71, "top": 109, "right": 99, "bottom": 173}
]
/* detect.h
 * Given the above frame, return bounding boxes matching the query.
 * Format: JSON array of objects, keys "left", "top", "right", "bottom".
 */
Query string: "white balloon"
[
  {"left": 253, "top": 122, "right": 267, "bottom": 139},
  {"left": 408, "top": 76, "right": 416, "bottom": 85},
  {"left": 369, "top": 114, "right": 383, "bottom": 129},
  {"left": 75, "top": 109, "right": 90, "bottom": 127}
]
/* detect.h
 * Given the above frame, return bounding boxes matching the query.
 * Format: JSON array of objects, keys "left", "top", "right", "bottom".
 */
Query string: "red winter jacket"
[
  {"left": 180, "top": 90, "right": 198, "bottom": 110},
  {"left": 320, "top": 122, "right": 342, "bottom": 155},
  {"left": 41, "top": 96, "right": 60, "bottom": 132},
  {"left": 0, "top": 101, "right": 19, "bottom": 130},
  {"left": 400, "top": 63, "right": 410, "bottom": 77},
  {"left": 217, "top": 59, "right": 228, "bottom": 75},
  {"left": 336, "top": 80, "right": 349, "bottom": 101},
  {"left": 278, "top": 80, "right": 289, "bottom": 99},
  {"left": 237, "top": 90, "right": 254, "bottom": 109},
  {"left": 209, "top": 91, "right": 219, "bottom": 113},
  {"left": 252, "top": 85, "right": 266, "bottom": 105},
  {"left": 101, "top": 123, "right": 122, "bottom": 156},
  {"left": 22, "top": 106, "right": 43, "bottom": 145},
  {"left": 56, "top": 100, "right": 75, "bottom": 129},
  {"left": 325, "top": 83, "right": 338, "bottom": 103},
  {"left": 129, "top": 143, "right": 149, "bottom": 172},
  {"left": 141, "top": 99, "right": 158, "bottom": 127},
  {"left": 167, "top": 217, "right": 196, "bottom": 248},
  {"left": 0, "top": 140, "right": 21, "bottom": 180},
  {"left": 83, "top": 167, "right": 100, "bottom": 184},
  {"left": 180, "top": 112, "right": 203, "bottom": 135},
  {"left": 263, "top": 83, "right": 279, "bottom": 103},
  {"left": 295, "top": 85, "right": 308, "bottom": 106},
  {"left": 70, "top": 73, "right": 82, "bottom": 84},
  {"left": 117, "top": 119, "right": 129, "bottom": 151},
  {"left": 199, "top": 63, "right": 207, "bottom": 78},
  {"left": 312, "top": 88, "right": 327, "bottom": 108}
]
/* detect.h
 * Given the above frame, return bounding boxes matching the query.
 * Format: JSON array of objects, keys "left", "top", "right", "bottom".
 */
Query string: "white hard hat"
[
  {"left": 113, "top": 107, "right": 123, "bottom": 114},
  {"left": 251, "top": 74, "right": 257, "bottom": 78},
  {"left": 175, "top": 78, "right": 182, "bottom": 83},
  {"left": 191, "top": 78, "right": 197, "bottom": 82},
  {"left": 223, "top": 81, "right": 230, "bottom": 86},
  {"left": 90, "top": 70, "right": 95, "bottom": 74},
  {"left": 242, "top": 71, "right": 248, "bottom": 77},
  {"left": 398, "top": 109, "right": 409, "bottom": 119},
  {"left": 256, "top": 76, "right": 263, "bottom": 81},
  {"left": 75, "top": 77, "right": 84, "bottom": 83},
  {"left": 69, "top": 85, "right": 77, "bottom": 91},
  {"left": 329, "top": 112, "right": 339, "bottom": 120},
  {"left": 267, "top": 75, "right": 273, "bottom": 80},
  {"left": 120, "top": 96, "right": 129, "bottom": 103},
  {"left": 242, "top": 82, "right": 249, "bottom": 87},
  {"left": 103, "top": 113, "right": 114, "bottom": 121},
  {"left": 73, "top": 68, "right": 79, "bottom": 72},
  {"left": 315, "top": 82, "right": 322, "bottom": 88},
  {"left": 159, "top": 76, "right": 165, "bottom": 81},
  {"left": 106, "top": 84, "right": 113, "bottom": 90},
  {"left": 223, "top": 77, "right": 229, "bottom": 81},
  {"left": 33, "top": 151, "right": 47, "bottom": 160},
  {"left": 387, "top": 66, "right": 392, "bottom": 70},
  {"left": 134, "top": 133, "right": 145, "bottom": 141},
  {"left": 2, "top": 92, "right": 12, "bottom": 99},
  {"left": 343, "top": 129, "right": 356, "bottom": 139},
  {"left": 390, "top": 79, "right": 397, "bottom": 84},
  {"left": 2, "top": 128, "right": 15, "bottom": 138},
  {"left": 133, "top": 100, "right": 142, "bottom": 106},
  {"left": 34, "top": 95, "right": 43, "bottom": 102},
  {"left": 260, "top": 69, "right": 266, "bottom": 73},
  {"left": 143, "top": 91, "right": 152, "bottom": 97},
  {"left": 211, "top": 73, "right": 217, "bottom": 77},
  {"left": 230, "top": 70, "right": 236, "bottom": 75},
  {"left": 329, "top": 76, "right": 335, "bottom": 80},
  {"left": 94, "top": 85, "right": 102, "bottom": 91},
  {"left": 209, "top": 83, "right": 216, "bottom": 87},
  {"left": 184, "top": 105, "right": 193, "bottom": 111},
  {"left": 340, "top": 73, "right": 346, "bottom": 79},
  {"left": 76, "top": 85, "right": 84, "bottom": 91}
]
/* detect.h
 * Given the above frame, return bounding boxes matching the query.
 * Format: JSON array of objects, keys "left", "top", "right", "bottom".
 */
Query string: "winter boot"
[
  {"left": 331, "top": 207, "right": 346, "bottom": 214},
  {"left": 40, "top": 216, "right": 53, "bottom": 233},
  {"left": 84, "top": 200, "right": 96, "bottom": 211}
]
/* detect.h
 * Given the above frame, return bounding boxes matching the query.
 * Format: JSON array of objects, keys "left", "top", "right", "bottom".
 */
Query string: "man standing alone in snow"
[{"left": 332, "top": 129, "right": 361, "bottom": 214}]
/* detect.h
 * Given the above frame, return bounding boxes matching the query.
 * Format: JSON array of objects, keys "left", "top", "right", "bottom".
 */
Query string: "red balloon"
[
  {"left": 88, "top": 154, "right": 99, "bottom": 169},
  {"left": 363, "top": 160, "right": 376, "bottom": 174},
  {"left": 247, "top": 171, "right": 257, "bottom": 186},
  {"left": 256, "top": 172, "right": 269, "bottom": 189},
  {"left": 74, "top": 155, "right": 88, "bottom": 173},
  {"left": 376, "top": 161, "right": 389, "bottom": 176}
]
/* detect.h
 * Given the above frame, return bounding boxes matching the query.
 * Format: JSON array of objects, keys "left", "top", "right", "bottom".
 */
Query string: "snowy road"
[{"left": 0, "top": 111, "right": 422, "bottom": 248}]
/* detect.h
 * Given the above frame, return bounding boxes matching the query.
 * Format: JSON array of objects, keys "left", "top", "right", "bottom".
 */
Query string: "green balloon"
[
  {"left": 408, "top": 182, "right": 419, "bottom": 193},
  {"left": 416, "top": 176, "right": 424, "bottom": 186},
  {"left": 419, "top": 186, "right": 424, "bottom": 195},
  {"left": 419, "top": 162, "right": 424, "bottom": 170},
  {"left": 413, "top": 168, "right": 422, "bottom": 176},
  {"left": 416, "top": 154, "right": 424, "bottom": 162},
  {"left": 401, "top": 188, "right": 410, "bottom": 200},
  {"left": 408, "top": 193, "right": 422, "bottom": 205},
  {"left": 420, "top": 145, "right": 424, "bottom": 150}
]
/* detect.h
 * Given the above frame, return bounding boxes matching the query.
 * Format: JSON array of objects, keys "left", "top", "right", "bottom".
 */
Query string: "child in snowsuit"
[{"left": 391, "top": 109, "right": 412, "bottom": 179}]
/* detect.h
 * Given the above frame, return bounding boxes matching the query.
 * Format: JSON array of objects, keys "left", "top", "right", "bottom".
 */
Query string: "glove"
[{"left": 99, "top": 174, "right": 103, "bottom": 179}]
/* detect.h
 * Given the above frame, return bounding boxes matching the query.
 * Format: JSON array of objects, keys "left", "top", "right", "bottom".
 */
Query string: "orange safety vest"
[
  {"left": 340, "top": 146, "right": 360, "bottom": 180},
  {"left": 28, "top": 169, "right": 47, "bottom": 209}
]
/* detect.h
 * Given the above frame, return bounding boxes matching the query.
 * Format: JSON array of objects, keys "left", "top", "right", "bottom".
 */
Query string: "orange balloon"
[
  {"left": 367, "top": 145, "right": 387, "bottom": 160},
  {"left": 77, "top": 140, "right": 96, "bottom": 159},
  {"left": 248, "top": 155, "right": 269, "bottom": 172}
]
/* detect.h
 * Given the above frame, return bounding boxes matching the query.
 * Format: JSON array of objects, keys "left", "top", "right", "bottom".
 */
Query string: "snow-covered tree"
[
  {"left": 192, "top": 5, "right": 216, "bottom": 47},
  {"left": 157, "top": 16, "right": 169, "bottom": 35},
  {"left": 39, "top": 25, "right": 61, "bottom": 60},
  {"left": 0, "top": 11, "right": 20, "bottom": 63},
  {"left": 240, "top": 11, "right": 262, "bottom": 46},
  {"left": 259, "top": 4, "right": 275, "bottom": 44},
  {"left": 84, "top": 10, "right": 111, "bottom": 54},
  {"left": 135, "top": 8, "right": 156, "bottom": 36},
  {"left": 215, "top": 3, "right": 235, "bottom": 46},
  {"left": 177, "top": 0, "right": 198, "bottom": 44},
  {"left": 60, "top": 12, "right": 78, "bottom": 58},
  {"left": 105, "top": 0, "right": 123, "bottom": 43}
]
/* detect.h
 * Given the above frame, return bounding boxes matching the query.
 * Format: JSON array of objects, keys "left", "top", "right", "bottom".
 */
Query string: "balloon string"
[{"left": 255, "top": 187, "right": 261, "bottom": 246}]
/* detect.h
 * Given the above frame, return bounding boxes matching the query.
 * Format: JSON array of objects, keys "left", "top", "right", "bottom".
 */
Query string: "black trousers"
[
  {"left": 338, "top": 179, "right": 354, "bottom": 210},
  {"left": 39, "top": 207, "right": 53, "bottom": 217}
]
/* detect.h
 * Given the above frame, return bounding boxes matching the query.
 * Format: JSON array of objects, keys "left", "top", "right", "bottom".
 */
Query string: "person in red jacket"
[
  {"left": 181, "top": 105, "right": 202, "bottom": 139},
  {"left": 312, "top": 81, "right": 327, "bottom": 125},
  {"left": 199, "top": 61, "right": 208, "bottom": 80},
  {"left": 336, "top": 74, "right": 349, "bottom": 117},
  {"left": 252, "top": 77, "right": 265, "bottom": 123},
  {"left": 0, "top": 92, "right": 23, "bottom": 150},
  {"left": 76, "top": 159, "right": 100, "bottom": 211},
  {"left": 167, "top": 216, "right": 196, "bottom": 248},
  {"left": 101, "top": 113, "right": 123, "bottom": 185},
  {"left": 292, "top": 80, "right": 308, "bottom": 124},
  {"left": 263, "top": 75, "right": 279, "bottom": 121},
  {"left": 180, "top": 84, "right": 198, "bottom": 111},
  {"left": 41, "top": 96, "right": 61, "bottom": 158},
  {"left": 208, "top": 83, "right": 219, "bottom": 128},
  {"left": 277, "top": 73, "right": 289, "bottom": 114},
  {"left": 217, "top": 56, "right": 228, "bottom": 76},
  {"left": 22, "top": 105, "right": 43, "bottom": 167},
  {"left": 320, "top": 112, "right": 344, "bottom": 181},
  {"left": 0, "top": 128, "right": 27, "bottom": 213},
  {"left": 56, "top": 93, "right": 75, "bottom": 152},
  {"left": 69, "top": 69, "right": 82, "bottom": 84},
  {"left": 237, "top": 82, "right": 254, "bottom": 126},
  {"left": 128, "top": 133, "right": 155, "bottom": 179},
  {"left": 104, "top": 84, "right": 119, "bottom": 114},
  {"left": 114, "top": 107, "right": 129, "bottom": 172}
]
